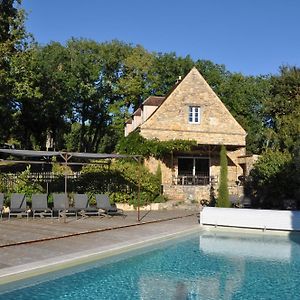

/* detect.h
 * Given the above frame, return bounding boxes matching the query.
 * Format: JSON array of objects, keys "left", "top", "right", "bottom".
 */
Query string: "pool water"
[{"left": 1, "top": 230, "right": 300, "bottom": 299}]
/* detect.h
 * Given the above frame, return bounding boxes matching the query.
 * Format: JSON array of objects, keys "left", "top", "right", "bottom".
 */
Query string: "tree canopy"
[{"left": 1, "top": 0, "right": 300, "bottom": 207}]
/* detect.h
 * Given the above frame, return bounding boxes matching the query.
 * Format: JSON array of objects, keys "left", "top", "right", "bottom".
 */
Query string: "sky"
[{"left": 21, "top": 0, "right": 300, "bottom": 76}]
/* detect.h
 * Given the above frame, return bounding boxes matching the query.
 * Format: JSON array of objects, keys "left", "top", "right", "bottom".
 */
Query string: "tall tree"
[
  {"left": 263, "top": 66, "right": 300, "bottom": 153},
  {"left": 67, "top": 39, "right": 132, "bottom": 152},
  {"left": 14, "top": 42, "right": 72, "bottom": 149},
  {"left": 148, "top": 52, "right": 194, "bottom": 95},
  {"left": 217, "top": 145, "right": 230, "bottom": 207},
  {"left": 0, "top": 0, "right": 29, "bottom": 143},
  {"left": 219, "top": 73, "right": 271, "bottom": 154}
]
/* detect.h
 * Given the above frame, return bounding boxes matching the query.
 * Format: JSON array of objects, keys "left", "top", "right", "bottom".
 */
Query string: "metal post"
[
  {"left": 60, "top": 153, "right": 72, "bottom": 223},
  {"left": 137, "top": 156, "right": 141, "bottom": 222},
  {"left": 64, "top": 172, "right": 67, "bottom": 194}
]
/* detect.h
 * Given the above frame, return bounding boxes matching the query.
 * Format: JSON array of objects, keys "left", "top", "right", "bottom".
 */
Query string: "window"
[
  {"left": 189, "top": 106, "right": 200, "bottom": 124},
  {"left": 177, "top": 157, "right": 210, "bottom": 185},
  {"left": 178, "top": 157, "right": 209, "bottom": 177}
]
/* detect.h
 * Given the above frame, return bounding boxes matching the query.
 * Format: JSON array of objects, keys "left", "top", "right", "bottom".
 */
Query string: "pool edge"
[{"left": 0, "top": 226, "right": 200, "bottom": 285}]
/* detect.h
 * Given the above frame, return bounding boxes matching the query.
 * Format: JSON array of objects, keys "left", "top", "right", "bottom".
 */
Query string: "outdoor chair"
[
  {"left": 9, "top": 193, "right": 29, "bottom": 220},
  {"left": 229, "top": 195, "right": 241, "bottom": 207},
  {"left": 229, "top": 195, "right": 252, "bottom": 208},
  {"left": 95, "top": 194, "right": 125, "bottom": 217},
  {"left": 32, "top": 193, "right": 53, "bottom": 218},
  {"left": 0, "top": 193, "right": 4, "bottom": 220},
  {"left": 241, "top": 197, "right": 252, "bottom": 208},
  {"left": 52, "top": 193, "right": 77, "bottom": 218},
  {"left": 73, "top": 193, "right": 102, "bottom": 218}
]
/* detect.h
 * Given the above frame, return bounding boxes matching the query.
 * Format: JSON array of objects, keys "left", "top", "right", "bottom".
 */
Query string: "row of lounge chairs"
[{"left": 0, "top": 193, "right": 124, "bottom": 219}]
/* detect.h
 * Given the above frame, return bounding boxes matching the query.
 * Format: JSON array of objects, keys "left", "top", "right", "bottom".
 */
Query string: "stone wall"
[
  {"left": 163, "top": 184, "right": 211, "bottom": 202},
  {"left": 140, "top": 68, "right": 246, "bottom": 146},
  {"left": 129, "top": 68, "right": 248, "bottom": 203}
]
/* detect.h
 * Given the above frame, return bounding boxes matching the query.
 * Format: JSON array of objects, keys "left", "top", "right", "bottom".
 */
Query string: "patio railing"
[{"left": 172, "top": 175, "right": 217, "bottom": 186}]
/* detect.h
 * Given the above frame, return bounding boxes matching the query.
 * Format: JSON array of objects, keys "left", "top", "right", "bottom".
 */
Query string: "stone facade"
[
  {"left": 139, "top": 68, "right": 246, "bottom": 146},
  {"left": 126, "top": 67, "right": 247, "bottom": 203}
]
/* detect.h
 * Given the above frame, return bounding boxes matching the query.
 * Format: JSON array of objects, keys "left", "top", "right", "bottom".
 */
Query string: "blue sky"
[{"left": 22, "top": 0, "right": 300, "bottom": 76}]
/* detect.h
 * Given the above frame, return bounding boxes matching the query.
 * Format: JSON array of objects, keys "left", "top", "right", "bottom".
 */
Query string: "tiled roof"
[
  {"left": 142, "top": 96, "right": 165, "bottom": 106},
  {"left": 133, "top": 108, "right": 142, "bottom": 116}
]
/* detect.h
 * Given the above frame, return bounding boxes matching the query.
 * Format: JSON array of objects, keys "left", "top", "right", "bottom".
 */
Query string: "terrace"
[{"left": 0, "top": 210, "right": 199, "bottom": 283}]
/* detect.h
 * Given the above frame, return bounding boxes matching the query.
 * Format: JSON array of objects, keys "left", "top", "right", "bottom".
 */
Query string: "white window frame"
[{"left": 188, "top": 106, "right": 201, "bottom": 124}]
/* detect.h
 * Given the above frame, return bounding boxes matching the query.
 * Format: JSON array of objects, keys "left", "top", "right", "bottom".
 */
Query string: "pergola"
[{"left": 0, "top": 149, "right": 143, "bottom": 221}]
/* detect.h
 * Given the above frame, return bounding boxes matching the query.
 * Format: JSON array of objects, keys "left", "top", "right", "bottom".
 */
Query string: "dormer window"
[{"left": 189, "top": 106, "right": 200, "bottom": 124}]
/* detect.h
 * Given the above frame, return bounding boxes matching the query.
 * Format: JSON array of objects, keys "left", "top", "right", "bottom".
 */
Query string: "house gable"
[{"left": 140, "top": 67, "right": 246, "bottom": 146}]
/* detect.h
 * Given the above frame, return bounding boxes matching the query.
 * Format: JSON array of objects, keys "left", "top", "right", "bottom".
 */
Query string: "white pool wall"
[{"left": 200, "top": 207, "right": 300, "bottom": 231}]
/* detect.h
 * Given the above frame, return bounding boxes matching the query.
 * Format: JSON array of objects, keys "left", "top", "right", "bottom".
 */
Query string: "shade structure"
[
  {"left": 0, "top": 149, "right": 143, "bottom": 221},
  {"left": 0, "top": 149, "right": 139, "bottom": 160}
]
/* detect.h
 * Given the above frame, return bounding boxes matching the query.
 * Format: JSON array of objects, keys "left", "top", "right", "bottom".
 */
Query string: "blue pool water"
[{"left": 1, "top": 231, "right": 300, "bottom": 299}]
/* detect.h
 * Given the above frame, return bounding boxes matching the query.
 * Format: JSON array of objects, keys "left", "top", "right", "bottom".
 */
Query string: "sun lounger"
[
  {"left": 9, "top": 193, "right": 29, "bottom": 219},
  {"left": 32, "top": 194, "right": 53, "bottom": 218},
  {"left": 73, "top": 193, "right": 102, "bottom": 217},
  {"left": 0, "top": 193, "right": 4, "bottom": 220},
  {"left": 52, "top": 193, "right": 76, "bottom": 218},
  {"left": 95, "top": 194, "right": 125, "bottom": 216}
]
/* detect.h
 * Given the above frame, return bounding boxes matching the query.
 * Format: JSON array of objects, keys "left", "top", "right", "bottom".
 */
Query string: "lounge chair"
[
  {"left": 9, "top": 193, "right": 29, "bottom": 219},
  {"left": 52, "top": 193, "right": 76, "bottom": 218},
  {"left": 241, "top": 196, "right": 252, "bottom": 208},
  {"left": 73, "top": 193, "right": 102, "bottom": 217},
  {"left": 32, "top": 194, "right": 53, "bottom": 218},
  {"left": 95, "top": 194, "right": 125, "bottom": 216},
  {"left": 0, "top": 193, "right": 4, "bottom": 220}
]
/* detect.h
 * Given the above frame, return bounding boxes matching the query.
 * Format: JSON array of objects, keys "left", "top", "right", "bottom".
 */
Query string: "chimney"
[{"left": 175, "top": 76, "right": 182, "bottom": 84}]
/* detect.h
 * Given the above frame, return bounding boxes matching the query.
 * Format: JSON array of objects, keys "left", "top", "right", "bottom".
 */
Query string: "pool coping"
[
  {"left": 0, "top": 226, "right": 200, "bottom": 285},
  {"left": 202, "top": 224, "right": 300, "bottom": 235}
]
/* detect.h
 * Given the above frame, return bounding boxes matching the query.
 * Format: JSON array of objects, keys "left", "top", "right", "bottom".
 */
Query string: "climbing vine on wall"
[{"left": 116, "top": 131, "right": 197, "bottom": 158}]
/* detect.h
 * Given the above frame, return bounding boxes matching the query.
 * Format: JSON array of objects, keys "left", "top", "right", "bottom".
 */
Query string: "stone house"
[{"left": 125, "top": 67, "right": 247, "bottom": 203}]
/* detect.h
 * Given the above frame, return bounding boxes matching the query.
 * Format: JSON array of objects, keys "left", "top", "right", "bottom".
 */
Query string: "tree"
[
  {"left": 263, "top": 66, "right": 300, "bottom": 153},
  {"left": 0, "top": 0, "right": 30, "bottom": 143},
  {"left": 248, "top": 150, "right": 293, "bottom": 208},
  {"left": 147, "top": 52, "right": 194, "bottom": 96},
  {"left": 13, "top": 42, "right": 72, "bottom": 149},
  {"left": 195, "top": 59, "right": 229, "bottom": 95},
  {"left": 217, "top": 145, "right": 230, "bottom": 207},
  {"left": 218, "top": 73, "right": 271, "bottom": 154}
]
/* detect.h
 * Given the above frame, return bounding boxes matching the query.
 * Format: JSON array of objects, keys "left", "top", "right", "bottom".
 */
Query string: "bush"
[
  {"left": 247, "top": 149, "right": 294, "bottom": 208},
  {"left": 75, "top": 159, "right": 161, "bottom": 204},
  {"left": 1, "top": 166, "right": 44, "bottom": 200}
]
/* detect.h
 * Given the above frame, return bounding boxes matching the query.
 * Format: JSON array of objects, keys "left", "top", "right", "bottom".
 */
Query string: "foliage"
[
  {"left": 155, "top": 163, "right": 162, "bottom": 188},
  {"left": 147, "top": 52, "right": 194, "bottom": 95},
  {"left": 263, "top": 66, "right": 300, "bottom": 153},
  {"left": 219, "top": 74, "right": 271, "bottom": 154},
  {"left": 116, "top": 131, "right": 197, "bottom": 158},
  {"left": 51, "top": 157, "right": 73, "bottom": 175},
  {"left": 0, "top": 0, "right": 32, "bottom": 143},
  {"left": 247, "top": 150, "right": 294, "bottom": 208},
  {"left": 1, "top": 166, "right": 43, "bottom": 198},
  {"left": 64, "top": 122, "right": 81, "bottom": 152},
  {"left": 217, "top": 145, "right": 230, "bottom": 207},
  {"left": 2, "top": 2, "right": 300, "bottom": 209},
  {"left": 74, "top": 160, "right": 161, "bottom": 206}
]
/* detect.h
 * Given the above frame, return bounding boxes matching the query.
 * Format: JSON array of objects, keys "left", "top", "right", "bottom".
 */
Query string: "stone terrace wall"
[{"left": 163, "top": 184, "right": 211, "bottom": 202}]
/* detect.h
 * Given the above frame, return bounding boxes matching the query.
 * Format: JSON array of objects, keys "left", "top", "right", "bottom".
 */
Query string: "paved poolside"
[{"left": 0, "top": 209, "right": 199, "bottom": 282}]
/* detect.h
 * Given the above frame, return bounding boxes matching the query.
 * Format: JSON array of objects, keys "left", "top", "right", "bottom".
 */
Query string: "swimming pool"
[{"left": 0, "top": 230, "right": 300, "bottom": 299}]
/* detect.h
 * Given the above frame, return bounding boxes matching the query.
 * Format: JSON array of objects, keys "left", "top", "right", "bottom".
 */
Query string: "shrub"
[
  {"left": 76, "top": 159, "right": 161, "bottom": 204},
  {"left": 248, "top": 149, "right": 293, "bottom": 208},
  {"left": 6, "top": 166, "right": 43, "bottom": 198}
]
